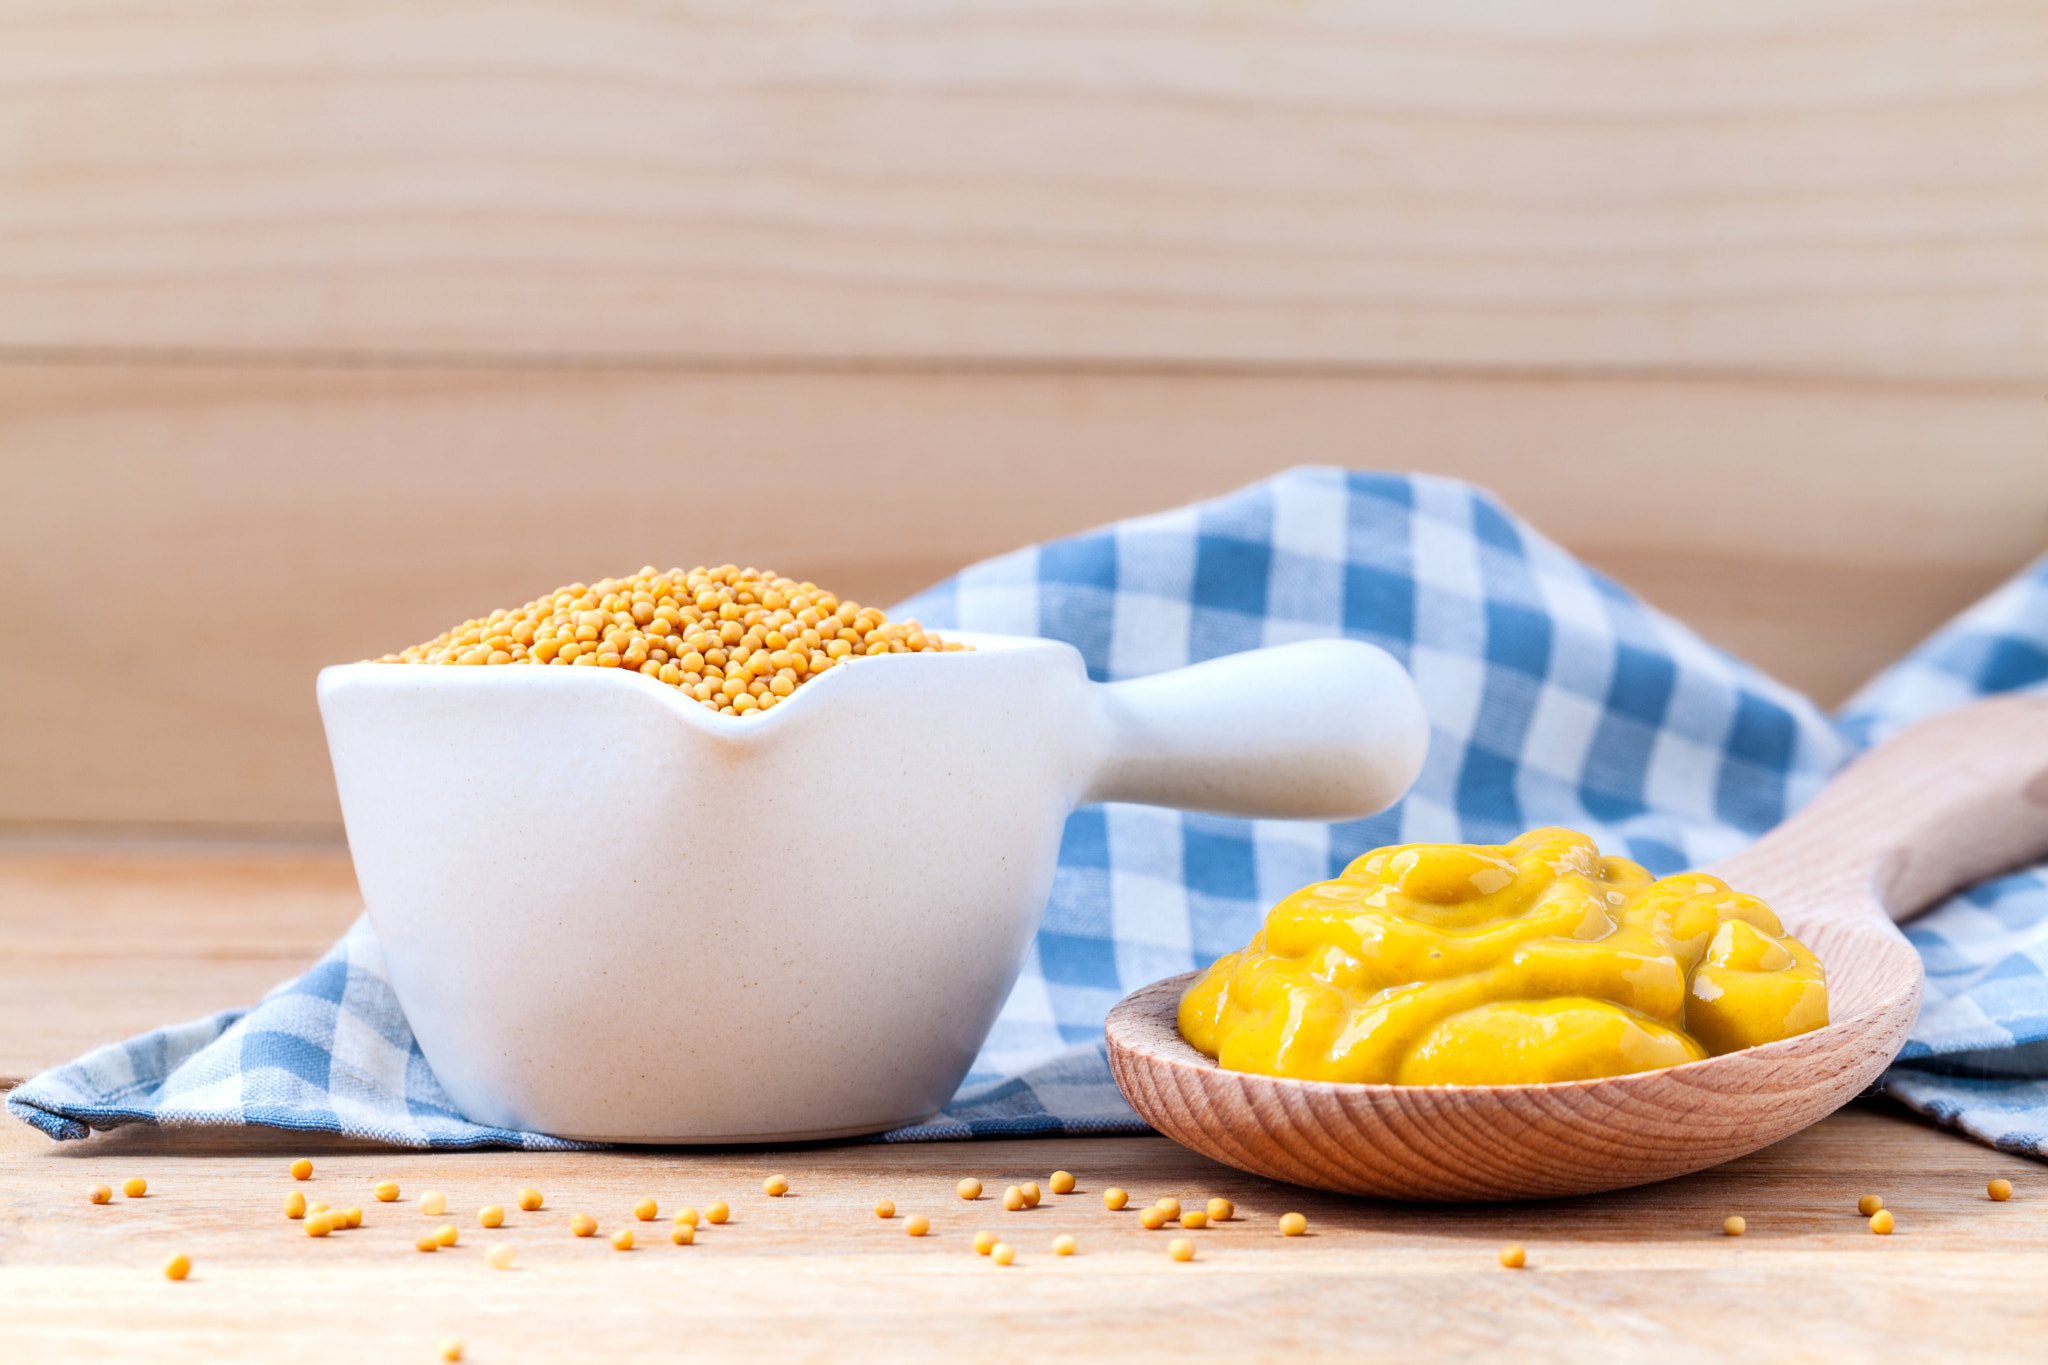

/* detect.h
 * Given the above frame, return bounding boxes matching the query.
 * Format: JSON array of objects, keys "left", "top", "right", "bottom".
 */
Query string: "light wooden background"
[{"left": 2, "top": 0, "right": 2044, "bottom": 836}]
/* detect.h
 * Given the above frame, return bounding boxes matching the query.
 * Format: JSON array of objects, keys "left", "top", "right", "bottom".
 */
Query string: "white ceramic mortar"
[{"left": 318, "top": 632, "right": 1426, "bottom": 1142}]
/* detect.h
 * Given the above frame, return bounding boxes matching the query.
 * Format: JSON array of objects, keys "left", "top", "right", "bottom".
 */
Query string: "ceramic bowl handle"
[{"left": 1081, "top": 638, "right": 1429, "bottom": 820}]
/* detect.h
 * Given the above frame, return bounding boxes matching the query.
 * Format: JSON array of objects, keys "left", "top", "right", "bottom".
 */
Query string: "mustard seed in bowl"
[{"left": 380, "top": 566, "right": 968, "bottom": 718}]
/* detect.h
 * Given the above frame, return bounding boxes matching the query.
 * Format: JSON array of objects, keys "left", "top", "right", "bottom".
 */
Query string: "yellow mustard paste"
[{"left": 1178, "top": 827, "right": 1827, "bottom": 1085}]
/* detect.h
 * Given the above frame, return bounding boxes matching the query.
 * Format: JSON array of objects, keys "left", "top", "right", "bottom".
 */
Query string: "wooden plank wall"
[{"left": 2, "top": 0, "right": 2044, "bottom": 834}]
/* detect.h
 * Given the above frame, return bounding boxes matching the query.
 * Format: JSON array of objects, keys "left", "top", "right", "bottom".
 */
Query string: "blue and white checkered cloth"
[{"left": 12, "top": 468, "right": 2048, "bottom": 1157}]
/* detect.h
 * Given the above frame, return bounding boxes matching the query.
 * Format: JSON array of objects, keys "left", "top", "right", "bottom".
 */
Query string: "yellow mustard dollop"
[{"left": 1178, "top": 827, "right": 1827, "bottom": 1085}]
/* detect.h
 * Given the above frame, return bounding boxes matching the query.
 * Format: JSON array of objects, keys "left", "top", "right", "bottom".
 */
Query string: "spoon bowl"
[{"left": 1107, "top": 693, "right": 2048, "bottom": 1200}]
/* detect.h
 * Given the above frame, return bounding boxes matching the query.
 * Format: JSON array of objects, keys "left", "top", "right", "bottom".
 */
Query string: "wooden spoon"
[{"left": 1106, "top": 692, "right": 2048, "bottom": 1200}]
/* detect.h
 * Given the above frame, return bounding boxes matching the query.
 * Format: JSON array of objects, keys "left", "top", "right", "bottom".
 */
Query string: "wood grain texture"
[
  {"left": 1106, "top": 693, "right": 2048, "bottom": 1201},
  {"left": 3, "top": 0, "right": 2045, "bottom": 379},
  {"left": 4, "top": 1102, "right": 2046, "bottom": 1363},
  {"left": 4, "top": 361, "right": 2041, "bottom": 829}
]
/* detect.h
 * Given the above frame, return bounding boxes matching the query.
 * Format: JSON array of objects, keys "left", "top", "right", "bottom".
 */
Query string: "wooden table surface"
[{"left": 4, "top": 850, "right": 2044, "bottom": 1362}]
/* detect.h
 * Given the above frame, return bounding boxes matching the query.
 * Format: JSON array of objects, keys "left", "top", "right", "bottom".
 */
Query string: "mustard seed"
[
  {"left": 418, "top": 1190, "right": 446, "bottom": 1217},
  {"left": 440, "top": 1339, "right": 462, "bottom": 1362},
  {"left": 1103, "top": 1188, "right": 1129, "bottom": 1211},
  {"left": 1990, "top": 1179, "right": 2014, "bottom": 1201},
  {"left": 1053, "top": 1234, "right": 1076, "bottom": 1255},
  {"left": 671, "top": 1222, "right": 695, "bottom": 1245},
  {"left": 675, "top": 1207, "right": 700, "bottom": 1227},
  {"left": 991, "top": 1242, "right": 1016, "bottom": 1266},
  {"left": 305, "top": 1212, "right": 334, "bottom": 1237},
  {"left": 634, "top": 1198, "right": 658, "bottom": 1221},
  {"left": 1050, "top": 1171, "right": 1076, "bottom": 1196},
  {"left": 1139, "top": 1207, "right": 1168, "bottom": 1230},
  {"left": 571, "top": 1214, "right": 598, "bottom": 1237},
  {"left": 434, "top": 1224, "right": 458, "bottom": 1246},
  {"left": 1724, "top": 1216, "right": 1746, "bottom": 1236},
  {"left": 1278, "top": 1213, "right": 1308, "bottom": 1237},
  {"left": 88, "top": 1184, "right": 112, "bottom": 1205},
  {"left": 1020, "top": 1182, "right": 1042, "bottom": 1208},
  {"left": 1870, "top": 1210, "right": 1895, "bottom": 1235},
  {"left": 763, "top": 1175, "right": 789, "bottom": 1198},
  {"left": 307, "top": 1202, "right": 330, "bottom": 1215},
  {"left": 415, "top": 1235, "right": 440, "bottom": 1253},
  {"left": 1181, "top": 1211, "right": 1208, "bottom": 1230},
  {"left": 1207, "top": 1198, "right": 1234, "bottom": 1222},
  {"left": 611, "top": 1228, "right": 634, "bottom": 1250},
  {"left": 875, "top": 1200, "right": 896, "bottom": 1219},
  {"left": 1003, "top": 1186, "right": 1025, "bottom": 1212},
  {"left": 285, "top": 1191, "right": 306, "bottom": 1219},
  {"left": 1500, "top": 1244, "right": 1526, "bottom": 1268},
  {"left": 1857, "top": 1194, "right": 1884, "bottom": 1216},
  {"left": 344, "top": 1207, "right": 363, "bottom": 1228},
  {"left": 122, "top": 1178, "right": 146, "bottom": 1198},
  {"left": 1169, "top": 1238, "right": 1195, "bottom": 1262},
  {"left": 479, "top": 1205, "right": 505, "bottom": 1228},
  {"left": 517, "top": 1187, "right": 543, "bottom": 1211},
  {"left": 290, "top": 1159, "right": 313, "bottom": 1181},
  {"left": 163, "top": 1252, "right": 191, "bottom": 1281},
  {"left": 1155, "top": 1198, "right": 1181, "bottom": 1220},
  {"left": 906, "top": 1215, "right": 931, "bottom": 1237},
  {"left": 374, "top": 1181, "right": 400, "bottom": 1203},
  {"left": 974, "top": 1231, "right": 996, "bottom": 1255},
  {"left": 957, "top": 1178, "right": 983, "bottom": 1201},
  {"left": 488, "top": 1242, "right": 516, "bottom": 1269},
  {"left": 706, "top": 1201, "right": 730, "bottom": 1225}
]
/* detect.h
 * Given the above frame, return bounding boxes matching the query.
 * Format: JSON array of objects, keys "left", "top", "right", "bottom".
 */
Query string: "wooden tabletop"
[{"left": 4, "top": 850, "right": 2044, "bottom": 1362}]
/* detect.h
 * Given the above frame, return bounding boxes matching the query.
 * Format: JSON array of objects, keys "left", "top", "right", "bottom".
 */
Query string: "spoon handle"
[
  {"left": 1081, "top": 638, "right": 1428, "bottom": 821},
  {"left": 1711, "top": 692, "right": 2048, "bottom": 926}
]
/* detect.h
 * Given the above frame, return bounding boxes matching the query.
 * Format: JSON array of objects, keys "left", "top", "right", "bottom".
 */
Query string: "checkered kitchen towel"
[{"left": 12, "top": 468, "right": 2048, "bottom": 1156}]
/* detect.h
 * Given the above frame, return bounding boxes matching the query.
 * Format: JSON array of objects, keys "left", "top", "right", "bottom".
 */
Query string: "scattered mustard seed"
[
  {"left": 1207, "top": 1198, "right": 1234, "bottom": 1222},
  {"left": 1181, "top": 1211, "right": 1208, "bottom": 1230},
  {"left": 289, "top": 1159, "right": 313, "bottom": 1181},
  {"left": 88, "top": 1184, "right": 112, "bottom": 1205},
  {"left": 1139, "top": 1208, "right": 1169, "bottom": 1231},
  {"left": 763, "top": 1175, "right": 789, "bottom": 1198},
  {"left": 705, "top": 1201, "right": 730, "bottom": 1225},
  {"left": 516, "top": 1187, "right": 543, "bottom": 1211},
  {"left": 974, "top": 1231, "right": 997, "bottom": 1255},
  {"left": 1724, "top": 1216, "right": 1746, "bottom": 1236},
  {"left": 1278, "top": 1213, "right": 1308, "bottom": 1237},
  {"left": 1103, "top": 1188, "right": 1129, "bottom": 1211},
  {"left": 417, "top": 1190, "right": 446, "bottom": 1217},
  {"left": 1870, "top": 1210, "right": 1895, "bottom": 1235},
  {"left": 488, "top": 1242, "right": 516, "bottom": 1270},
  {"left": 1989, "top": 1179, "right": 2014, "bottom": 1202},
  {"left": 958, "top": 1178, "right": 983, "bottom": 1201},
  {"left": 440, "top": 1339, "right": 463, "bottom": 1362},
  {"left": 122, "top": 1178, "right": 147, "bottom": 1199},
  {"left": 611, "top": 1228, "right": 634, "bottom": 1251},
  {"left": 671, "top": 1223, "right": 695, "bottom": 1245},
  {"left": 570, "top": 1214, "right": 598, "bottom": 1237},
  {"left": 415, "top": 1235, "right": 440, "bottom": 1253},
  {"left": 1857, "top": 1194, "right": 1884, "bottom": 1216},
  {"left": 1020, "top": 1182, "right": 1042, "bottom": 1208},
  {"left": 285, "top": 1191, "right": 307, "bottom": 1220},
  {"left": 875, "top": 1200, "right": 896, "bottom": 1219},
  {"left": 1155, "top": 1198, "right": 1181, "bottom": 1220},
  {"left": 1053, "top": 1234, "right": 1076, "bottom": 1256},
  {"left": 479, "top": 1205, "right": 505, "bottom": 1228},
  {"left": 675, "top": 1208, "right": 700, "bottom": 1227},
  {"left": 634, "top": 1198, "right": 658, "bottom": 1221},
  {"left": 374, "top": 1181, "right": 400, "bottom": 1203},
  {"left": 1500, "top": 1244, "right": 1526, "bottom": 1269},
  {"left": 308, "top": 1202, "right": 330, "bottom": 1215},
  {"left": 305, "top": 1212, "right": 334, "bottom": 1238},
  {"left": 163, "top": 1252, "right": 191, "bottom": 1281},
  {"left": 344, "top": 1208, "right": 363, "bottom": 1228},
  {"left": 991, "top": 1242, "right": 1016, "bottom": 1266},
  {"left": 434, "top": 1224, "right": 459, "bottom": 1247},
  {"left": 1050, "top": 1171, "right": 1076, "bottom": 1196},
  {"left": 1003, "top": 1186, "right": 1026, "bottom": 1212},
  {"left": 1169, "top": 1238, "right": 1196, "bottom": 1262},
  {"left": 905, "top": 1215, "right": 930, "bottom": 1237}
]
